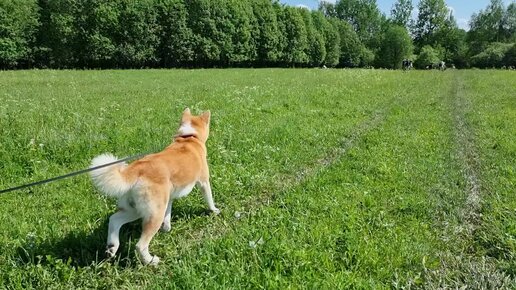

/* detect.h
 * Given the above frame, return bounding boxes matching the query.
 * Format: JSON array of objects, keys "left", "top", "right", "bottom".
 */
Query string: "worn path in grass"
[
  {"left": 455, "top": 71, "right": 516, "bottom": 287},
  {"left": 422, "top": 71, "right": 515, "bottom": 288}
]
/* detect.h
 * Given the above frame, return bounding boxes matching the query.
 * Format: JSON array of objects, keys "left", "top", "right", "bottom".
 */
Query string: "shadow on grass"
[{"left": 17, "top": 205, "right": 209, "bottom": 268}]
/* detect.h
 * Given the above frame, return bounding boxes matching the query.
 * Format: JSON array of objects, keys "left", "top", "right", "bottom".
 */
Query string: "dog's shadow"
[{"left": 17, "top": 205, "right": 209, "bottom": 268}]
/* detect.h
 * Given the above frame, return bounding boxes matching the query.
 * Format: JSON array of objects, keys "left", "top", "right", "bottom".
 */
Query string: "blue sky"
[{"left": 280, "top": 0, "right": 515, "bottom": 30}]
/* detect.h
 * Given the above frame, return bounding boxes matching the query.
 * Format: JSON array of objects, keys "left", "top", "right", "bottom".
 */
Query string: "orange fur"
[{"left": 90, "top": 108, "right": 219, "bottom": 265}]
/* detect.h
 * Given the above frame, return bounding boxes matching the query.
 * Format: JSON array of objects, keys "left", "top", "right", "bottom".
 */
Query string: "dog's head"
[{"left": 176, "top": 108, "right": 211, "bottom": 142}]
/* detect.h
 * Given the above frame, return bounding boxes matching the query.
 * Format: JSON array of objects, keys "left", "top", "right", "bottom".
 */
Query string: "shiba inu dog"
[{"left": 90, "top": 108, "right": 219, "bottom": 265}]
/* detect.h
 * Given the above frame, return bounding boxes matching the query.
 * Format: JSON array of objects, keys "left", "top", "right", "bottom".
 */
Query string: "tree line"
[{"left": 0, "top": 0, "right": 514, "bottom": 69}]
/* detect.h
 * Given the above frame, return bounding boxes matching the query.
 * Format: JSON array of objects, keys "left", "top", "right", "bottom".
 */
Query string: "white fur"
[
  {"left": 198, "top": 181, "right": 220, "bottom": 214},
  {"left": 178, "top": 121, "right": 197, "bottom": 136},
  {"left": 90, "top": 153, "right": 134, "bottom": 198},
  {"left": 171, "top": 182, "right": 196, "bottom": 200},
  {"left": 106, "top": 208, "right": 139, "bottom": 257}
]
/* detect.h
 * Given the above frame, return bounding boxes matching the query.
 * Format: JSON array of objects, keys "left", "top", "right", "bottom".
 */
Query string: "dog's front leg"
[
  {"left": 161, "top": 201, "right": 172, "bottom": 232},
  {"left": 198, "top": 181, "right": 220, "bottom": 214}
]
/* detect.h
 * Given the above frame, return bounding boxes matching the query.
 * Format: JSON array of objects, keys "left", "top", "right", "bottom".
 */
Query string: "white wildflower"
[{"left": 249, "top": 237, "right": 264, "bottom": 249}]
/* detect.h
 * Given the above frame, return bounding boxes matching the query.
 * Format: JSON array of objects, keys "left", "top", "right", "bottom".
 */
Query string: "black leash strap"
[{"left": 0, "top": 151, "right": 152, "bottom": 195}]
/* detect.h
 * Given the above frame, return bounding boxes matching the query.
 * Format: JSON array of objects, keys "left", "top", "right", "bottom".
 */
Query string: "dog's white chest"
[{"left": 171, "top": 183, "right": 195, "bottom": 200}]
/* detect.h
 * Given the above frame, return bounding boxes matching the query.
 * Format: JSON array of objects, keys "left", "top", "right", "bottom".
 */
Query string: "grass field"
[{"left": 0, "top": 69, "right": 514, "bottom": 289}]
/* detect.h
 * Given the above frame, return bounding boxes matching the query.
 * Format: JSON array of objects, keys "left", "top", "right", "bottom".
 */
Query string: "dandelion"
[{"left": 249, "top": 237, "right": 264, "bottom": 249}]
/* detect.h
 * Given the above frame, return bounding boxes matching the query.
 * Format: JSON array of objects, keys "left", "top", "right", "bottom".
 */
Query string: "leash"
[{"left": 0, "top": 151, "right": 154, "bottom": 195}]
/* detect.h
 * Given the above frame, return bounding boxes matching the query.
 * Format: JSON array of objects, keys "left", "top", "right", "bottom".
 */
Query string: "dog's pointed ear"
[
  {"left": 201, "top": 110, "right": 211, "bottom": 124},
  {"left": 181, "top": 107, "right": 191, "bottom": 122}
]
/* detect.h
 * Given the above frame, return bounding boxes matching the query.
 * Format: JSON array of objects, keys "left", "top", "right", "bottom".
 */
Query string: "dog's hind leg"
[
  {"left": 106, "top": 208, "right": 139, "bottom": 258},
  {"left": 198, "top": 181, "right": 220, "bottom": 215},
  {"left": 136, "top": 186, "right": 168, "bottom": 265},
  {"left": 136, "top": 212, "right": 166, "bottom": 265}
]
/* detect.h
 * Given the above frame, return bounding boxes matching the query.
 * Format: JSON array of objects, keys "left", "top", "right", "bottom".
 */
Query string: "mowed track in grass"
[{"left": 0, "top": 69, "right": 514, "bottom": 288}]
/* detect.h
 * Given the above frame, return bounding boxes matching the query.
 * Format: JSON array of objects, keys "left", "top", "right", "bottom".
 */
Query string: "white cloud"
[
  {"left": 447, "top": 5, "right": 470, "bottom": 31},
  {"left": 296, "top": 4, "right": 310, "bottom": 9},
  {"left": 447, "top": 5, "right": 455, "bottom": 17},
  {"left": 457, "top": 18, "right": 470, "bottom": 31},
  {"left": 319, "top": 0, "right": 336, "bottom": 4}
]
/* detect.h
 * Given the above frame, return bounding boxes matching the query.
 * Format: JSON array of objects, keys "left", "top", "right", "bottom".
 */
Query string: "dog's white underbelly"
[{"left": 170, "top": 182, "right": 195, "bottom": 200}]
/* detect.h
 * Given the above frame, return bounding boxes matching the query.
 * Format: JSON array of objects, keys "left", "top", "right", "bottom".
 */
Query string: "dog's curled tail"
[{"left": 90, "top": 153, "right": 135, "bottom": 198}]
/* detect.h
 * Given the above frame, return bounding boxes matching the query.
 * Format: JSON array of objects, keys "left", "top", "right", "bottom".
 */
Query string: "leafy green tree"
[
  {"left": 503, "top": 3, "right": 516, "bottom": 42},
  {"left": 115, "top": 0, "right": 159, "bottom": 67},
  {"left": 434, "top": 15, "right": 467, "bottom": 66},
  {"left": 333, "top": 18, "right": 373, "bottom": 67},
  {"left": 467, "top": 0, "right": 516, "bottom": 64},
  {"left": 211, "top": 0, "right": 233, "bottom": 66},
  {"left": 35, "top": 0, "right": 82, "bottom": 68},
  {"left": 466, "top": 0, "right": 516, "bottom": 61},
  {"left": 299, "top": 8, "right": 325, "bottom": 66},
  {"left": 471, "top": 42, "right": 513, "bottom": 68},
  {"left": 414, "top": 45, "right": 440, "bottom": 68},
  {"left": 226, "top": 0, "right": 256, "bottom": 65},
  {"left": 376, "top": 24, "right": 412, "bottom": 69},
  {"left": 273, "top": 2, "right": 288, "bottom": 65},
  {"left": 468, "top": 0, "right": 505, "bottom": 48},
  {"left": 250, "top": 0, "right": 280, "bottom": 65},
  {"left": 186, "top": 0, "right": 255, "bottom": 67},
  {"left": 390, "top": 0, "right": 413, "bottom": 29},
  {"left": 360, "top": 47, "right": 375, "bottom": 67},
  {"left": 335, "top": 0, "right": 383, "bottom": 48},
  {"left": 157, "top": 0, "right": 194, "bottom": 67},
  {"left": 77, "top": 0, "right": 118, "bottom": 68},
  {"left": 185, "top": 0, "right": 220, "bottom": 66},
  {"left": 0, "top": 0, "right": 39, "bottom": 68},
  {"left": 10, "top": 0, "right": 516, "bottom": 69},
  {"left": 79, "top": 0, "right": 159, "bottom": 68},
  {"left": 277, "top": 6, "right": 308, "bottom": 66},
  {"left": 413, "top": 0, "right": 448, "bottom": 49},
  {"left": 312, "top": 11, "right": 339, "bottom": 67},
  {"left": 318, "top": 1, "right": 336, "bottom": 18},
  {"left": 503, "top": 43, "right": 516, "bottom": 67}
]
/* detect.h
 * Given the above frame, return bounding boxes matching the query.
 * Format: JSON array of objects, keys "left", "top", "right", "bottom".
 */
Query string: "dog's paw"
[
  {"left": 211, "top": 208, "right": 221, "bottom": 215},
  {"left": 105, "top": 244, "right": 117, "bottom": 258},
  {"left": 148, "top": 255, "right": 160, "bottom": 266},
  {"left": 160, "top": 222, "right": 171, "bottom": 232}
]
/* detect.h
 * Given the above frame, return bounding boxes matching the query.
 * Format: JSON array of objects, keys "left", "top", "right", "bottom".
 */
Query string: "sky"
[{"left": 280, "top": 0, "right": 515, "bottom": 30}]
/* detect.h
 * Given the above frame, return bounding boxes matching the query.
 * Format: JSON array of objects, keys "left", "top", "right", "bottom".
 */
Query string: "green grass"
[
  {"left": 0, "top": 69, "right": 514, "bottom": 289},
  {"left": 462, "top": 73, "right": 516, "bottom": 278}
]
